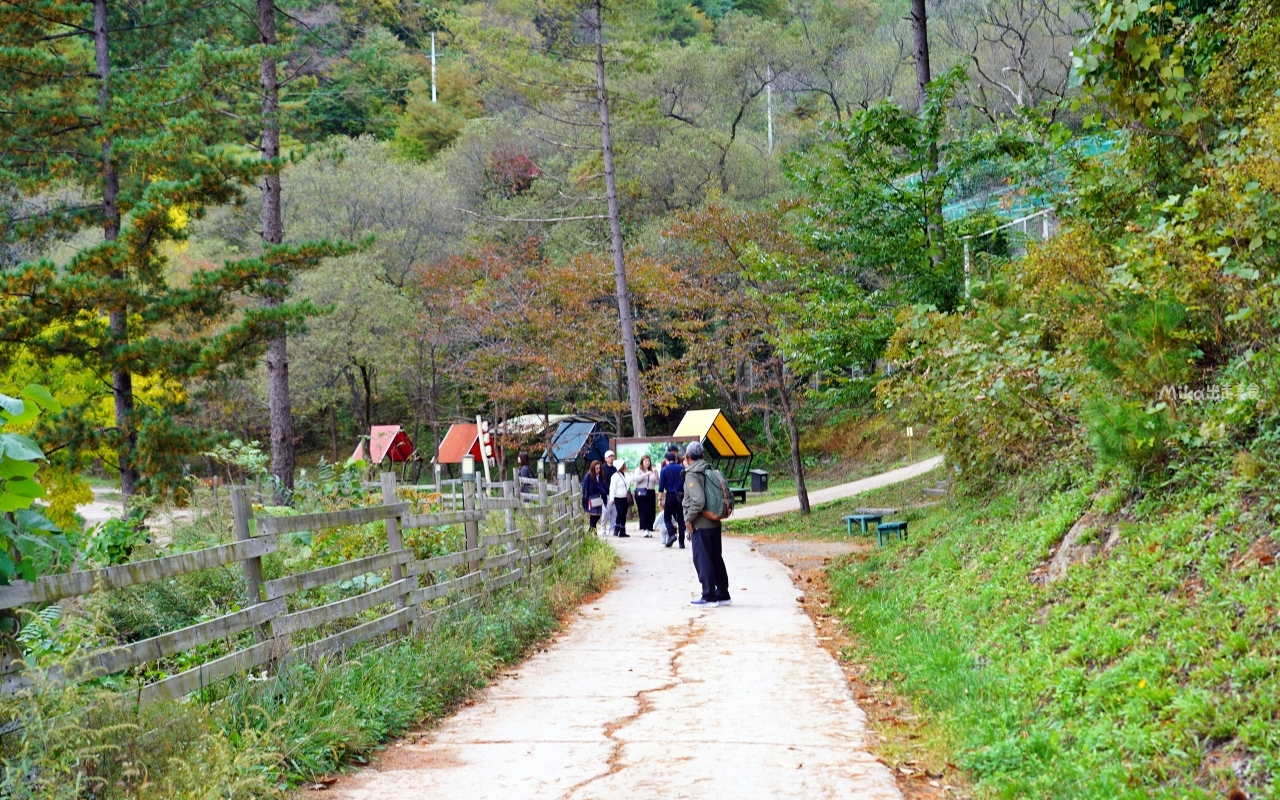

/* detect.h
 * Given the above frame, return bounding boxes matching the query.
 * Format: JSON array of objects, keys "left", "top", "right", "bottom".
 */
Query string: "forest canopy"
[{"left": 5, "top": 0, "right": 1239, "bottom": 514}]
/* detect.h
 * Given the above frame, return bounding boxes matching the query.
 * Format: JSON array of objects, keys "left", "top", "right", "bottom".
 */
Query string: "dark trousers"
[
  {"left": 636, "top": 492, "right": 657, "bottom": 532},
  {"left": 691, "top": 525, "right": 730, "bottom": 602},
  {"left": 662, "top": 496, "right": 685, "bottom": 546},
  {"left": 611, "top": 497, "right": 630, "bottom": 535},
  {"left": 587, "top": 513, "right": 600, "bottom": 532}
]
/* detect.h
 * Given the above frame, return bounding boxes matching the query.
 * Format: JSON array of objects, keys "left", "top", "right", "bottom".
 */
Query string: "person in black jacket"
[
  {"left": 658, "top": 447, "right": 686, "bottom": 548},
  {"left": 517, "top": 452, "right": 534, "bottom": 487},
  {"left": 581, "top": 460, "right": 608, "bottom": 533}
]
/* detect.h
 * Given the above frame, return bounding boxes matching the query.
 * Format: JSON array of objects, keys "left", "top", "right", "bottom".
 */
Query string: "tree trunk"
[
  {"left": 910, "top": 0, "right": 946, "bottom": 273},
  {"left": 613, "top": 363, "right": 625, "bottom": 438},
  {"left": 95, "top": 0, "right": 139, "bottom": 506},
  {"left": 345, "top": 369, "right": 362, "bottom": 437},
  {"left": 773, "top": 357, "right": 809, "bottom": 514},
  {"left": 259, "top": 0, "right": 293, "bottom": 504},
  {"left": 361, "top": 364, "right": 373, "bottom": 433},
  {"left": 329, "top": 404, "right": 338, "bottom": 464},
  {"left": 910, "top": 0, "right": 931, "bottom": 112},
  {"left": 592, "top": 0, "right": 645, "bottom": 437},
  {"left": 429, "top": 345, "right": 441, "bottom": 459}
]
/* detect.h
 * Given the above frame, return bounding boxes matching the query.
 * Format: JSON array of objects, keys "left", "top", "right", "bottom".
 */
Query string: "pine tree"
[{"left": 0, "top": 0, "right": 340, "bottom": 506}]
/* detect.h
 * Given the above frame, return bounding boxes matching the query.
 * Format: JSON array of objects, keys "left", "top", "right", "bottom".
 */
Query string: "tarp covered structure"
[
  {"left": 546, "top": 418, "right": 610, "bottom": 473},
  {"left": 495, "top": 414, "right": 568, "bottom": 438},
  {"left": 349, "top": 425, "right": 416, "bottom": 464},
  {"left": 672, "top": 408, "right": 753, "bottom": 485},
  {"left": 436, "top": 422, "right": 482, "bottom": 465}
]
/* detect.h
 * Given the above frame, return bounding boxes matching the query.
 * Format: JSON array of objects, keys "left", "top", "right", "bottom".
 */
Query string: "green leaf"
[
  {"left": 2, "top": 402, "right": 38, "bottom": 427},
  {"left": 4, "top": 477, "right": 44, "bottom": 499},
  {"left": 19, "top": 386, "right": 59, "bottom": 412},
  {"left": 0, "top": 433, "right": 44, "bottom": 462},
  {"left": 20, "top": 385, "right": 60, "bottom": 413},
  {"left": 0, "top": 494, "right": 35, "bottom": 512},
  {"left": 0, "top": 457, "right": 38, "bottom": 480},
  {"left": 15, "top": 509, "right": 59, "bottom": 533},
  {"left": 0, "top": 395, "right": 23, "bottom": 418}
]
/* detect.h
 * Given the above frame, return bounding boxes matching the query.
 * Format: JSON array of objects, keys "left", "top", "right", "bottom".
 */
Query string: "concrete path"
[
  {"left": 331, "top": 533, "right": 902, "bottom": 800},
  {"left": 734, "top": 456, "right": 944, "bottom": 520}
]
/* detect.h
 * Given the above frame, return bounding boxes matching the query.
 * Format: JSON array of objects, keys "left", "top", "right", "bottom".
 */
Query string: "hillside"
[{"left": 827, "top": 467, "right": 1279, "bottom": 798}]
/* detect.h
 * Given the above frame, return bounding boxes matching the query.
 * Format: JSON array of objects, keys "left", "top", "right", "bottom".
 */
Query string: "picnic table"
[{"left": 844, "top": 514, "right": 882, "bottom": 536}]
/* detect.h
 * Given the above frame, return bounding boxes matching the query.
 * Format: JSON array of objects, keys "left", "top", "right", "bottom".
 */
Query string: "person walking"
[
  {"left": 658, "top": 447, "right": 686, "bottom": 548},
  {"left": 608, "top": 459, "right": 632, "bottom": 537},
  {"left": 682, "top": 441, "right": 731, "bottom": 606},
  {"left": 581, "top": 460, "right": 608, "bottom": 533},
  {"left": 517, "top": 452, "right": 534, "bottom": 491},
  {"left": 631, "top": 455, "right": 659, "bottom": 538},
  {"left": 599, "top": 450, "right": 618, "bottom": 537}
]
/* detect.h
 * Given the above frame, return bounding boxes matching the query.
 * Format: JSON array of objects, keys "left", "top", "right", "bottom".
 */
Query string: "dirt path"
[
  {"left": 330, "top": 531, "right": 902, "bottom": 800},
  {"left": 76, "top": 488, "right": 195, "bottom": 537},
  {"left": 734, "top": 456, "right": 944, "bottom": 520}
]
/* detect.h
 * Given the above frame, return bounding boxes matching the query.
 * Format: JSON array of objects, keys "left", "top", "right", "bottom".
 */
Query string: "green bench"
[
  {"left": 731, "top": 486, "right": 748, "bottom": 505},
  {"left": 876, "top": 520, "right": 907, "bottom": 545},
  {"left": 845, "top": 514, "right": 882, "bottom": 536}
]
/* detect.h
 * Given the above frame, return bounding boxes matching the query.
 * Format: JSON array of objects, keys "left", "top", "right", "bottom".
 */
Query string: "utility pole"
[{"left": 431, "top": 31, "right": 437, "bottom": 103}]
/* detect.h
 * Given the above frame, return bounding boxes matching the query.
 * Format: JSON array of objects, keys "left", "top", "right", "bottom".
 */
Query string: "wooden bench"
[
  {"left": 876, "top": 521, "right": 907, "bottom": 546},
  {"left": 845, "top": 514, "right": 882, "bottom": 536},
  {"left": 731, "top": 486, "right": 747, "bottom": 505}
]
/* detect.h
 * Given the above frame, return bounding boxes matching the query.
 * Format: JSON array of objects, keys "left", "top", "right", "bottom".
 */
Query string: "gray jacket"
[{"left": 682, "top": 459, "right": 718, "bottom": 530}]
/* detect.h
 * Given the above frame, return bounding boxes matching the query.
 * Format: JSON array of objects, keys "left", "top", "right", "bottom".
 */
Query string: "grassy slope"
[
  {"left": 823, "top": 472, "right": 1280, "bottom": 799},
  {"left": 0, "top": 536, "right": 618, "bottom": 799}
]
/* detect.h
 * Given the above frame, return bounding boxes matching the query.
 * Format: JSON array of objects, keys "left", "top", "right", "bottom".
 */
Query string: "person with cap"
[
  {"left": 682, "top": 441, "right": 731, "bottom": 606},
  {"left": 658, "top": 446, "right": 686, "bottom": 548},
  {"left": 607, "top": 459, "right": 632, "bottom": 537},
  {"left": 599, "top": 450, "right": 618, "bottom": 536}
]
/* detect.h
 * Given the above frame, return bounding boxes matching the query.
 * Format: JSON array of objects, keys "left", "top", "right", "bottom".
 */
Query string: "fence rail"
[{"left": 0, "top": 472, "right": 587, "bottom": 702}]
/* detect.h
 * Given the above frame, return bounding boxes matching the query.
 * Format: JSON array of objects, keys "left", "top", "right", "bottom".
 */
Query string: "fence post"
[
  {"left": 505, "top": 470, "right": 517, "bottom": 538},
  {"left": 381, "top": 472, "right": 408, "bottom": 610},
  {"left": 231, "top": 487, "right": 270, "bottom": 643},
  {"left": 537, "top": 470, "right": 549, "bottom": 560},
  {"left": 569, "top": 478, "right": 582, "bottom": 543},
  {"left": 462, "top": 474, "right": 480, "bottom": 571}
]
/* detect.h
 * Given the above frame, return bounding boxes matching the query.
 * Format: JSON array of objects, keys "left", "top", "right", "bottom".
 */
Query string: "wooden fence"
[{"left": 0, "top": 472, "right": 587, "bottom": 703}]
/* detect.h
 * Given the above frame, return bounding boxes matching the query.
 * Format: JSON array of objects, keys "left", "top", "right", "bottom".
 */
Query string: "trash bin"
[{"left": 749, "top": 469, "right": 769, "bottom": 493}]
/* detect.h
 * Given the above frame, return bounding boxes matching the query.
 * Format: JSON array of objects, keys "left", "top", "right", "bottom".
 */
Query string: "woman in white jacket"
[{"left": 608, "top": 460, "right": 632, "bottom": 537}]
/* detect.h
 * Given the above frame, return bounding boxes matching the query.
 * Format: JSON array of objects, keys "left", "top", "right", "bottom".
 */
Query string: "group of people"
[{"left": 579, "top": 442, "right": 731, "bottom": 607}]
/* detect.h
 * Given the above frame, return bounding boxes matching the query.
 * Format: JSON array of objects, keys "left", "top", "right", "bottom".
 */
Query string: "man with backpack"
[{"left": 681, "top": 441, "right": 732, "bottom": 607}]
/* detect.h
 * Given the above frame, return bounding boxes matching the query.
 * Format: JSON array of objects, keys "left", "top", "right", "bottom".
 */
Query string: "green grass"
[
  {"left": 741, "top": 474, "right": 848, "bottom": 504},
  {"left": 0, "top": 536, "right": 618, "bottom": 799},
  {"left": 827, "top": 470, "right": 1280, "bottom": 798},
  {"left": 744, "top": 446, "right": 939, "bottom": 505}
]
